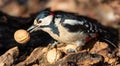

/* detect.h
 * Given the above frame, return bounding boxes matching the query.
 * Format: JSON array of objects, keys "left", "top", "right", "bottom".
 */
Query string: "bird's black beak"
[
  {"left": 27, "top": 25, "right": 37, "bottom": 33},
  {"left": 27, "top": 19, "right": 41, "bottom": 33}
]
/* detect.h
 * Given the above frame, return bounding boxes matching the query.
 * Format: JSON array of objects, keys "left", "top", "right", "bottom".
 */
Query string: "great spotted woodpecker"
[{"left": 27, "top": 9, "right": 117, "bottom": 51}]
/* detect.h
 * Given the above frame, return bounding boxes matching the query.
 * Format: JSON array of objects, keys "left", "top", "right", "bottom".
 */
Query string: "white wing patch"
[{"left": 63, "top": 19, "right": 84, "bottom": 25}]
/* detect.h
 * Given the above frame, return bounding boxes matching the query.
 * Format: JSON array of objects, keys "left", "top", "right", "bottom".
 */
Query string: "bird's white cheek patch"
[{"left": 41, "top": 15, "right": 53, "bottom": 25}]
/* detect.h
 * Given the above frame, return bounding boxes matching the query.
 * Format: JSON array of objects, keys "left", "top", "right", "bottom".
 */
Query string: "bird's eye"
[
  {"left": 34, "top": 19, "right": 42, "bottom": 26},
  {"left": 37, "top": 20, "right": 42, "bottom": 23}
]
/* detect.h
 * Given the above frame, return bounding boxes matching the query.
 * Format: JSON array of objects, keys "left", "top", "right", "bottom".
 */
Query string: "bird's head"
[{"left": 27, "top": 9, "right": 55, "bottom": 33}]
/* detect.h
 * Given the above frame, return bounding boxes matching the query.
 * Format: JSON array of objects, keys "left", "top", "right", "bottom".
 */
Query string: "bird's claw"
[
  {"left": 52, "top": 41, "right": 59, "bottom": 46},
  {"left": 67, "top": 48, "right": 77, "bottom": 53},
  {"left": 49, "top": 40, "right": 59, "bottom": 47}
]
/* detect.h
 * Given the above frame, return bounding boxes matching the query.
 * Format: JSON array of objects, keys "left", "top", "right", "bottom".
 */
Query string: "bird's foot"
[
  {"left": 49, "top": 40, "right": 59, "bottom": 48},
  {"left": 65, "top": 44, "right": 78, "bottom": 53},
  {"left": 52, "top": 41, "right": 59, "bottom": 46},
  {"left": 67, "top": 48, "right": 77, "bottom": 53}
]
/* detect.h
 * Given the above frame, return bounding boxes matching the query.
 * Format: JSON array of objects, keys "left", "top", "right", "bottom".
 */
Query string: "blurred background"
[
  {"left": 0, "top": 0, "right": 120, "bottom": 65},
  {"left": 0, "top": 0, "right": 120, "bottom": 28}
]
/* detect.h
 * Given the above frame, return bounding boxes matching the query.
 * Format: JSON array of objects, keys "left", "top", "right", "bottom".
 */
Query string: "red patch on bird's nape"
[{"left": 50, "top": 12, "right": 54, "bottom": 16}]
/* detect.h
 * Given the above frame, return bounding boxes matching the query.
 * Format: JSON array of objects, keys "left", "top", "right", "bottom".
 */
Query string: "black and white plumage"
[
  {"left": 27, "top": 9, "right": 118, "bottom": 49},
  {"left": 53, "top": 11, "right": 104, "bottom": 33}
]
